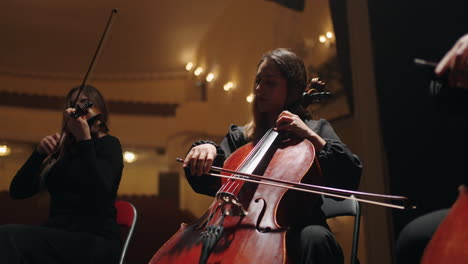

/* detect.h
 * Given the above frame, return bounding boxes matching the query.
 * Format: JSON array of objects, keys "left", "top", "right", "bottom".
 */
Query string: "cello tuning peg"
[{"left": 308, "top": 77, "right": 326, "bottom": 92}]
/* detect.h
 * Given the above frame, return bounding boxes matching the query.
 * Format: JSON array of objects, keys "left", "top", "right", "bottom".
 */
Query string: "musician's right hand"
[
  {"left": 36, "top": 133, "right": 61, "bottom": 155},
  {"left": 183, "top": 144, "right": 217, "bottom": 176},
  {"left": 435, "top": 33, "right": 468, "bottom": 89}
]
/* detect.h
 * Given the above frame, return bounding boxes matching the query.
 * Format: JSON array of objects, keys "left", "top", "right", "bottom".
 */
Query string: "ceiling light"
[{"left": 326, "top": 32, "right": 333, "bottom": 39}]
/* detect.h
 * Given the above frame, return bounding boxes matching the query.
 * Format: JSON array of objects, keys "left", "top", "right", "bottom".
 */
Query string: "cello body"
[
  {"left": 421, "top": 186, "right": 468, "bottom": 264},
  {"left": 149, "top": 135, "right": 323, "bottom": 264}
]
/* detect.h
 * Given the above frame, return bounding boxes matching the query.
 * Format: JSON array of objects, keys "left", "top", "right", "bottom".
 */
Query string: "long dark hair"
[{"left": 244, "top": 48, "right": 310, "bottom": 141}]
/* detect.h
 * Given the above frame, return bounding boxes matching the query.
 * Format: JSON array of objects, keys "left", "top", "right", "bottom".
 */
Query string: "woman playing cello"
[{"left": 182, "top": 48, "right": 362, "bottom": 264}]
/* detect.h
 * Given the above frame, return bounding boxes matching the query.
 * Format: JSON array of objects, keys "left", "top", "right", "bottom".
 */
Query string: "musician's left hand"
[
  {"left": 65, "top": 108, "right": 91, "bottom": 141},
  {"left": 275, "top": 111, "right": 326, "bottom": 152}
]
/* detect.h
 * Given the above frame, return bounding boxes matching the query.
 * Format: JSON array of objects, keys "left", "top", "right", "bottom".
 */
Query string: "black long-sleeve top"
[
  {"left": 9, "top": 135, "right": 124, "bottom": 240},
  {"left": 185, "top": 119, "right": 362, "bottom": 225}
]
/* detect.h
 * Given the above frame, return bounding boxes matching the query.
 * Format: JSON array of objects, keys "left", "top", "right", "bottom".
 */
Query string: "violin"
[
  {"left": 69, "top": 99, "right": 108, "bottom": 134},
  {"left": 39, "top": 9, "right": 117, "bottom": 174},
  {"left": 148, "top": 79, "right": 413, "bottom": 264}
]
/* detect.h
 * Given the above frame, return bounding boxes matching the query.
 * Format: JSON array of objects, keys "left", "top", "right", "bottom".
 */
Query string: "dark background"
[{"left": 367, "top": 0, "right": 468, "bottom": 236}]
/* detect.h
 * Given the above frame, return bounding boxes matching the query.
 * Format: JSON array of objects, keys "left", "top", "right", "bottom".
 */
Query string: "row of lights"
[
  {"left": 185, "top": 32, "right": 333, "bottom": 103},
  {"left": 0, "top": 144, "right": 138, "bottom": 164},
  {"left": 318, "top": 31, "right": 334, "bottom": 46},
  {"left": 185, "top": 62, "right": 237, "bottom": 92}
]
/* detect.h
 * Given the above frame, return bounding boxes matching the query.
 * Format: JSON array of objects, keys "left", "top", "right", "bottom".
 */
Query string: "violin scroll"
[
  {"left": 70, "top": 101, "right": 94, "bottom": 118},
  {"left": 68, "top": 100, "right": 107, "bottom": 133}
]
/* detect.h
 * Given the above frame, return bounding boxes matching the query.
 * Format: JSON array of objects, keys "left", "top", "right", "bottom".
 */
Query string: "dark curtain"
[{"left": 367, "top": 0, "right": 468, "bottom": 236}]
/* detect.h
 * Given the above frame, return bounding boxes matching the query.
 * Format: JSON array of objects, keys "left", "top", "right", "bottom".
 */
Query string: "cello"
[
  {"left": 149, "top": 79, "right": 413, "bottom": 264},
  {"left": 420, "top": 186, "right": 468, "bottom": 264},
  {"left": 416, "top": 55, "right": 468, "bottom": 263}
]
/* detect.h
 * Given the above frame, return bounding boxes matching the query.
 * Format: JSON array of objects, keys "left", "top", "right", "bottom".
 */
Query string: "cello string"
[{"left": 225, "top": 128, "right": 278, "bottom": 195}]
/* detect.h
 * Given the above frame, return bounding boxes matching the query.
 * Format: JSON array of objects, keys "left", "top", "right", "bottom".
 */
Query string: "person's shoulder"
[
  {"left": 304, "top": 118, "right": 331, "bottom": 130},
  {"left": 227, "top": 124, "right": 247, "bottom": 142},
  {"left": 95, "top": 134, "right": 122, "bottom": 147},
  {"left": 228, "top": 124, "right": 245, "bottom": 133}
]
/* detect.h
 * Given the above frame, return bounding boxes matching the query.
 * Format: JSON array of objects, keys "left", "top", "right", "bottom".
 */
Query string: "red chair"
[{"left": 115, "top": 200, "right": 137, "bottom": 264}]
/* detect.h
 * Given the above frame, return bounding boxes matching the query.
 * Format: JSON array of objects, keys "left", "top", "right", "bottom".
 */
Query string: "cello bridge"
[{"left": 215, "top": 192, "right": 248, "bottom": 216}]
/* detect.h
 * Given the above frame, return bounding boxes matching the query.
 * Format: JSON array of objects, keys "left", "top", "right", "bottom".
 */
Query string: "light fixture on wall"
[
  {"left": 0, "top": 145, "right": 11, "bottom": 156},
  {"left": 206, "top": 73, "right": 215, "bottom": 82},
  {"left": 246, "top": 93, "right": 254, "bottom": 103},
  {"left": 123, "top": 151, "right": 137, "bottom": 163},
  {"left": 194, "top": 67, "right": 203, "bottom": 76},
  {"left": 184, "top": 61, "right": 237, "bottom": 100},
  {"left": 318, "top": 31, "right": 335, "bottom": 47},
  {"left": 223, "top": 82, "right": 234, "bottom": 91},
  {"left": 185, "top": 62, "right": 194, "bottom": 71}
]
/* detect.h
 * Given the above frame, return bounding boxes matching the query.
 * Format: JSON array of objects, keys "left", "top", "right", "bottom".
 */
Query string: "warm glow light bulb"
[
  {"left": 319, "top": 35, "right": 327, "bottom": 43},
  {"left": 246, "top": 94, "right": 254, "bottom": 103},
  {"left": 0, "top": 145, "right": 11, "bottom": 156},
  {"left": 326, "top": 32, "right": 333, "bottom": 39},
  {"left": 206, "top": 73, "right": 215, "bottom": 82},
  {"left": 223, "top": 82, "right": 234, "bottom": 91},
  {"left": 123, "top": 151, "right": 137, "bottom": 163},
  {"left": 194, "top": 67, "right": 203, "bottom": 76},
  {"left": 185, "top": 62, "right": 194, "bottom": 71}
]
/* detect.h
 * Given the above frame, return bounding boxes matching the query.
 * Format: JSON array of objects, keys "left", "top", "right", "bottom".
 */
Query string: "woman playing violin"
[
  {"left": 0, "top": 85, "right": 123, "bottom": 264},
  {"left": 183, "top": 48, "right": 362, "bottom": 264}
]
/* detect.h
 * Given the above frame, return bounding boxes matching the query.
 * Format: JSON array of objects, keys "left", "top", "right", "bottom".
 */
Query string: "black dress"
[
  {"left": 0, "top": 135, "right": 123, "bottom": 264},
  {"left": 185, "top": 119, "right": 362, "bottom": 264}
]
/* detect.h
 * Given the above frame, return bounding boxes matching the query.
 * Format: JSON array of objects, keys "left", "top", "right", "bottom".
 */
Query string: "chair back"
[
  {"left": 321, "top": 195, "right": 361, "bottom": 264},
  {"left": 321, "top": 194, "right": 360, "bottom": 218},
  {"left": 115, "top": 200, "right": 137, "bottom": 264}
]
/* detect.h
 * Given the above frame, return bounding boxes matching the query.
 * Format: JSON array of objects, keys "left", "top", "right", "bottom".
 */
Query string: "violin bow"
[
  {"left": 57, "top": 8, "right": 118, "bottom": 153},
  {"left": 44, "top": 8, "right": 118, "bottom": 163},
  {"left": 66, "top": 8, "right": 118, "bottom": 126}
]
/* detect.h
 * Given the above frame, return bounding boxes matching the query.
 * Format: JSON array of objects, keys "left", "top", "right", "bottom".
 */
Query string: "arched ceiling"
[{"left": 0, "top": 0, "right": 232, "bottom": 78}]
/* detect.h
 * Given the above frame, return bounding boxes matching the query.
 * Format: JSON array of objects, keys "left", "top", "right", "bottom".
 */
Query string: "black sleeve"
[
  {"left": 185, "top": 125, "right": 247, "bottom": 197},
  {"left": 9, "top": 150, "right": 47, "bottom": 199},
  {"left": 311, "top": 119, "right": 362, "bottom": 192},
  {"left": 77, "top": 136, "right": 123, "bottom": 198}
]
